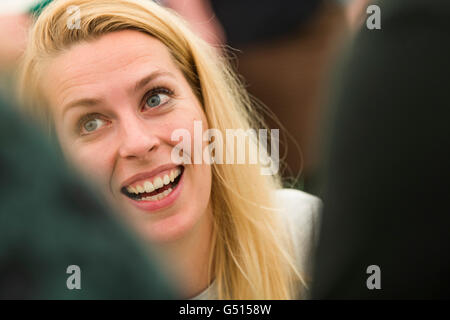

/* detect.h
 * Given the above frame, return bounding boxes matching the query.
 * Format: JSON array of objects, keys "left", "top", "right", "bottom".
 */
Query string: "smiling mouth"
[{"left": 121, "top": 166, "right": 184, "bottom": 202}]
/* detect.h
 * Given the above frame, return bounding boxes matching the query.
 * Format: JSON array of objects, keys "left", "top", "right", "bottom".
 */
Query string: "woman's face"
[{"left": 42, "top": 30, "right": 212, "bottom": 243}]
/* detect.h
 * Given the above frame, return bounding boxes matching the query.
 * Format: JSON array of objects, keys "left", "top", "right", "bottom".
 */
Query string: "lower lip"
[{"left": 125, "top": 170, "right": 184, "bottom": 213}]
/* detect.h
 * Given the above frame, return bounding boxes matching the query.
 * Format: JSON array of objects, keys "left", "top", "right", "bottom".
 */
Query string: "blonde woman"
[{"left": 17, "top": 0, "right": 321, "bottom": 299}]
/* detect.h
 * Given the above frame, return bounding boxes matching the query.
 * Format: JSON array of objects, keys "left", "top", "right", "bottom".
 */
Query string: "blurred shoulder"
[
  {"left": 275, "top": 188, "right": 322, "bottom": 224},
  {"left": 275, "top": 188, "right": 322, "bottom": 277}
]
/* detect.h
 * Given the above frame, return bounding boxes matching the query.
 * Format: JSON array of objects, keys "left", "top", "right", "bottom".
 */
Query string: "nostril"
[
  {"left": 118, "top": 124, "right": 160, "bottom": 159},
  {"left": 119, "top": 141, "right": 158, "bottom": 159}
]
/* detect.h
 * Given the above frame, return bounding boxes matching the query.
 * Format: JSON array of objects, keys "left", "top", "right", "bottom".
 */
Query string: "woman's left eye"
[{"left": 145, "top": 92, "right": 170, "bottom": 109}]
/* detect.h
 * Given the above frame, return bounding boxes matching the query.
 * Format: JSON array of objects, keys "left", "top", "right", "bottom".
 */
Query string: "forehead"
[{"left": 44, "top": 30, "right": 181, "bottom": 104}]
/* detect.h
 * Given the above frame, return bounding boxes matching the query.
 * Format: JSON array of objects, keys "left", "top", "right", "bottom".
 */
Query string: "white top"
[{"left": 191, "top": 188, "right": 322, "bottom": 300}]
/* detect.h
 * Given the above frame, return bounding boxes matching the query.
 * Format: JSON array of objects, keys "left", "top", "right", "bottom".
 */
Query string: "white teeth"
[
  {"left": 175, "top": 168, "right": 181, "bottom": 177},
  {"left": 138, "top": 187, "right": 173, "bottom": 201},
  {"left": 164, "top": 188, "right": 172, "bottom": 197},
  {"left": 170, "top": 168, "right": 181, "bottom": 182},
  {"left": 128, "top": 168, "right": 182, "bottom": 196},
  {"left": 153, "top": 177, "right": 163, "bottom": 189},
  {"left": 144, "top": 181, "right": 154, "bottom": 193},
  {"left": 163, "top": 174, "right": 170, "bottom": 185}
]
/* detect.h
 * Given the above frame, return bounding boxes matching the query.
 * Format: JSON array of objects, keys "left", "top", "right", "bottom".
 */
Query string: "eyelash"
[
  {"left": 141, "top": 86, "right": 174, "bottom": 110},
  {"left": 77, "top": 86, "right": 175, "bottom": 135},
  {"left": 77, "top": 113, "right": 106, "bottom": 135}
]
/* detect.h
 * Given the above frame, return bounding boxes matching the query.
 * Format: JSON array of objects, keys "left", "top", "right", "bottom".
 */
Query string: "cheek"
[
  {"left": 164, "top": 106, "right": 210, "bottom": 152},
  {"left": 165, "top": 107, "right": 212, "bottom": 202},
  {"left": 63, "top": 139, "right": 115, "bottom": 188},
  {"left": 197, "top": 164, "right": 212, "bottom": 201}
]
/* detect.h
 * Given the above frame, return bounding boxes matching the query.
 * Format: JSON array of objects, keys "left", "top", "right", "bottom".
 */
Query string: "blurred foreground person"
[
  {"left": 0, "top": 95, "right": 175, "bottom": 299},
  {"left": 313, "top": 0, "right": 450, "bottom": 298}
]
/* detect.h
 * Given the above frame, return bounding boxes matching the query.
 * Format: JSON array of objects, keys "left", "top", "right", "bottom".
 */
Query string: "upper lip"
[{"left": 120, "top": 164, "right": 182, "bottom": 189}]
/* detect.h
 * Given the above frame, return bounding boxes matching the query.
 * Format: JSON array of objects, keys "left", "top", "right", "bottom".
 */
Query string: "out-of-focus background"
[{"left": 0, "top": 0, "right": 40, "bottom": 13}]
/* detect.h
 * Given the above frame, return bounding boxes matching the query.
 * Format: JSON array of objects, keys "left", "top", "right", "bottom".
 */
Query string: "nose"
[{"left": 118, "top": 115, "right": 160, "bottom": 160}]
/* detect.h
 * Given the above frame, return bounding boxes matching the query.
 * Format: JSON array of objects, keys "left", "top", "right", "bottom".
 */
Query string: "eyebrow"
[
  {"left": 134, "top": 70, "right": 175, "bottom": 93},
  {"left": 62, "top": 70, "right": 176, "bottom": 116}
]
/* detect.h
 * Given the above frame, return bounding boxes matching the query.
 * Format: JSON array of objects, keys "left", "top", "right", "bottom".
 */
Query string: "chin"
[{"left": 133, "top": 206, "right": 201, "bottom": 243}]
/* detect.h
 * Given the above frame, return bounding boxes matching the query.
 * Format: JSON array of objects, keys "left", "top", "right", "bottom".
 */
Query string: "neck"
[{"left": 155, "top": 206, "right": 215, "bottom": 298}]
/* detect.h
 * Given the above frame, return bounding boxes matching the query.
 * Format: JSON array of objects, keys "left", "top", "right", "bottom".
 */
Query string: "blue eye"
[
  {"left": 145, "top": 93, "right": 170, "bottom": 108},
  {"left": 82, "top": 118, "right": 107, "bottom": 133}
]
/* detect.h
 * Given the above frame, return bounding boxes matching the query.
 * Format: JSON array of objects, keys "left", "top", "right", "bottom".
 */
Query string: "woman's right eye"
[{"left": 80, "top": 117, "right": 108, "bottom": 134}]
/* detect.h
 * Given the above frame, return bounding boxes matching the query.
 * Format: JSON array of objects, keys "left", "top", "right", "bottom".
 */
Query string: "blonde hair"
[{"left": 18, "top": 0, "right": 306, "bottom": 299}]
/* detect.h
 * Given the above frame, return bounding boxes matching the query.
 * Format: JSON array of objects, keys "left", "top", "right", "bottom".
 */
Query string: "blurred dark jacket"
[
  {"left": 312, "top": 0, "right": 450, "bottom": 299},
  {"left": 210, "top": 0, "right": 322, "bottom": 46},
  {"left": 0, "top": 96, "right": 175, "bottom": 299}
]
